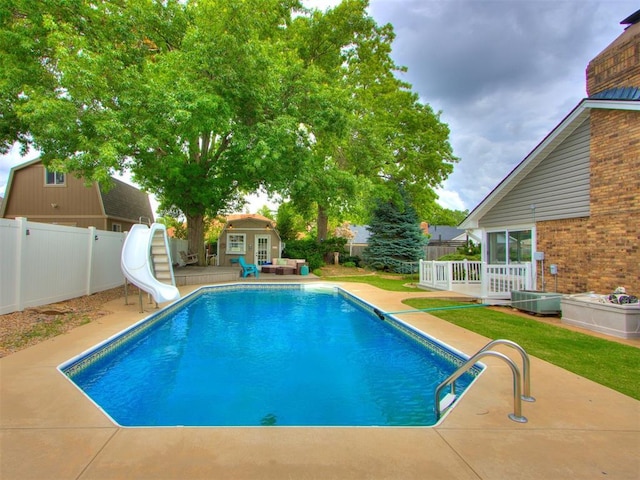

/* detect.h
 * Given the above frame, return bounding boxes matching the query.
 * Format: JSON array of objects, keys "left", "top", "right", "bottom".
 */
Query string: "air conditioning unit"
[{"left": 511, "top": 290, "right": 561, "bottom": 315}]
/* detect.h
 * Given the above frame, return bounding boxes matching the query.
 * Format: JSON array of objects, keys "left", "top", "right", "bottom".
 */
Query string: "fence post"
[
  {"left": 15, "top": 217, "right": 28, "bottom": 311},
  {"left": 86, "top": 226, "right": 97, "bottom": 295}
]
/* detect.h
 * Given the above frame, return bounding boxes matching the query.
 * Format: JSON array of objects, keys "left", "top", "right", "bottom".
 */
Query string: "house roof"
[
  {"left": 0, "top": 158, "right": 153, "bottom": 222},
  {"left": 621, "top": 9, "right": 640, "bottom": 26},
  {"left": 590, "top": 87, "right": 640, "bottom": 100},
  {"left": 427, "top": 225, "right": 466, "bottom": 242},
  {"left": 460, "top": 99, "right": 640, "bottom": 229},
  {"left": 99, "top": 177, "right": 153, "bottom": 222}
]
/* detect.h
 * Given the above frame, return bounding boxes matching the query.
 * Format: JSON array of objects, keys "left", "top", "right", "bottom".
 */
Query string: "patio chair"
[
  {"left": 179, "top": 251, "right": 198, "bottom": 266},
  {"left": 238, "top": 256, "right": 259, "bottom": 278}
]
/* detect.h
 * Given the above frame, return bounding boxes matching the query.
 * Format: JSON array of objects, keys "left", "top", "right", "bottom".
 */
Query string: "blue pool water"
[{"left": 62, "top": 285, "right": 479, "bottom": 427}]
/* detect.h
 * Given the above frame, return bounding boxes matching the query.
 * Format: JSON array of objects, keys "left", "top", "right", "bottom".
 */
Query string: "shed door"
[{"left": 255, "top": 235, "right": 271, "bottom": 265}]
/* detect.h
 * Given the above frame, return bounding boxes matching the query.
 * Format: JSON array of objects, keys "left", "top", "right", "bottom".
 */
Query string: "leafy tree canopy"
[{"left": 1, "top": 0, "right": 457, "bottom": 262}]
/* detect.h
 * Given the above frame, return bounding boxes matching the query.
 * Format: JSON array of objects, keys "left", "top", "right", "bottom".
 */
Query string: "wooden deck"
[{"left": 173, "top": 265, "right": 319, "bottom": 286}]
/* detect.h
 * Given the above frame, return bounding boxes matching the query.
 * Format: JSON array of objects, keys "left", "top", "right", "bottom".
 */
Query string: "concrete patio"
[{"left": 1, "top": 281, "right": 638, "bottom": 479}]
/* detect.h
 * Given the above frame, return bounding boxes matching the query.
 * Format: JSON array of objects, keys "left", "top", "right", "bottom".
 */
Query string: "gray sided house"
[
  {"left": 460, "top": 10, "right": 640, "bottom": 294},
  {"left": 1, "top": 158, "right": 153, "bottom": 232}
]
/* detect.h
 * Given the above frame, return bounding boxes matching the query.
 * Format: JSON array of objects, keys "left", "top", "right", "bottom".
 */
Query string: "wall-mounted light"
[
  {"left": 51, "top": 203, "right": 58, "bottom": 209},
  {"left": 228, "top": 223, "right": 233, "bottom": 229},
  {"left": 265, "top": 223, "right": 271, "bottom": 230}
]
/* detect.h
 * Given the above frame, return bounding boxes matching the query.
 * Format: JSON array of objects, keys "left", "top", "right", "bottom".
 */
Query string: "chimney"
[{"left": 586, "top": 10, "right": 640, "bottom": 97}]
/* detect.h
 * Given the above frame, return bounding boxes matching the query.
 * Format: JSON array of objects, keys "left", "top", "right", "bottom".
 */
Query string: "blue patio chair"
[{"left": 238, "top": 256, "right": 259, "bottom": 278}]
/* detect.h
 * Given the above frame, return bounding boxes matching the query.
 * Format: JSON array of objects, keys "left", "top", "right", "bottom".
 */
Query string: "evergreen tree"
[{"left": 363, "top": 190, "right": 426, "bottom": 272}]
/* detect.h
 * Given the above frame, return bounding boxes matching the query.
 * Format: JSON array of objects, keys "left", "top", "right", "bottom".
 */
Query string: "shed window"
[
  {"left": 226, "top": 233, "right": 246, "bottom": 254},
  {"left": 112, "top": 224, "right": 122, "bottom": 232},
  {"left": 45, "top": 168, "right": 65, "bottom": 186}
]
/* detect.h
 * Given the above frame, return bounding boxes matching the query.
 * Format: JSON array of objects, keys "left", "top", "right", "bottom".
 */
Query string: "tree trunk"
[
  {"left": 317, "top": 204, "right": 329, "bottom": 242},
  {"left": 186, "top": 213, "right": 205, "bottom": 266},
  {"left": 317, "top": 205, "right": 334, "bottom": 263}
]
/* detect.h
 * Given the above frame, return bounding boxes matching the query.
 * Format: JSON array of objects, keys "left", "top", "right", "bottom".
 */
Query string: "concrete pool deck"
[{"left": 1, "top": 282, "right": 639, "bottom": 479}]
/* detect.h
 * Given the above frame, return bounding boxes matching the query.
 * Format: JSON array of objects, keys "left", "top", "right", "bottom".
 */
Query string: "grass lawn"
[
  {"left": 402, "top": 298, "right": 640, "bottom": 400},
  {"left": 316, "top": 267, "right": 420, "bottom": 292}
]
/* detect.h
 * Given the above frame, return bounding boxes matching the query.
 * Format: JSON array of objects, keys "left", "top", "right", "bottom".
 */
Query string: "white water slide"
[{"left": 121, "top": 223, "right": 180, "bottom": 304}]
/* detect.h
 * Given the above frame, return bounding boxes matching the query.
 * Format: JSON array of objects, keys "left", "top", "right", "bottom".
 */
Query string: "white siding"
[{"left": 480, "top": 119, "right": 590, "bottom": 228}]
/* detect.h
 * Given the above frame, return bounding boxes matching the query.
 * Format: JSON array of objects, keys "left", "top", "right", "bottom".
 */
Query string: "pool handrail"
[{"left": 434, "top": 339, "right": 533, "bottom": 423}]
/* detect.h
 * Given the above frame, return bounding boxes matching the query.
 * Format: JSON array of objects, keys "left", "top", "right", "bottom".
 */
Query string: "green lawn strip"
[
  {"left": 403, "top": 298, "right": 640, "bottom": 400},
  {"left": 320, "top": 274, "right": 419, "bottom": 292}
]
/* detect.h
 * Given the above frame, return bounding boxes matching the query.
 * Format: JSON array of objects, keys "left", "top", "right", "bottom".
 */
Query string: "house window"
[
  {"left": 44, "top": 168, "right": 65, "bottom": 186},
  {"left": 487, "top": 229, "right": 532, "bottom": 264},
  {"left": 226, "top": 233, "right": 246, "bottom": 254},
  {"left": 112, "top": 224, "right": 122, "bottom": 232}
]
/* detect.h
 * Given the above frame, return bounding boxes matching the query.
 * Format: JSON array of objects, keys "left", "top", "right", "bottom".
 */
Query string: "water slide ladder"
[
  {"left": 123, "top": 220, "right": 178, "bottom": 311},
  {"left": 150, "top": 228, "right": 175, "bottom": 286},
  {"left": 435, "top": 339, "right": 535, "bottom": 423}
]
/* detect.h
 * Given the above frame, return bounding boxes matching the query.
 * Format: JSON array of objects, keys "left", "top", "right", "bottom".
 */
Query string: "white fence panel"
[
  {"left": 0, "top": 218, "right": 127, "bottom": 315},
  {"left": 22, "top": 221, "right": 90, "bottom": 307},
  {"left": 0, "top": 218, "right": 20, "bottom": 313},
  {"left": 90, "top": 229, "right": 127, "bottom": 293},
  {"left": 169, "top": 238, "right": 189, "bottom": 266}
]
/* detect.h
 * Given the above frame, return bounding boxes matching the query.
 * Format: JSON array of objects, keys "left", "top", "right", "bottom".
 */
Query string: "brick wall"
[
  {"left": 587, "top": 21, "right": 640, "bottom": 95},
  {"left": 535, "top": 109, "right": 640, "bottom": 294}
]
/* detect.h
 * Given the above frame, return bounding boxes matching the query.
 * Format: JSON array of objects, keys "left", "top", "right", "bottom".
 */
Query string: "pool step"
[{"left": 439, "top": 393, "right": 457, "bottom": 413}]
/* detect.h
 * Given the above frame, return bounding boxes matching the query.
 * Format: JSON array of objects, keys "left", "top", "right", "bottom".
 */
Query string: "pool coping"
[{"left": 2, "top": 282, "right": 639, "bottom": 479}]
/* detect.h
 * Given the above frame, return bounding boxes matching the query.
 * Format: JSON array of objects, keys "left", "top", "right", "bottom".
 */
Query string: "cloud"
[
  {"left": 367, "top": 0, "right": 637, "bottom": 211},
  {"left": 2, "top": 0, "right": 637, "bottom": 217}
]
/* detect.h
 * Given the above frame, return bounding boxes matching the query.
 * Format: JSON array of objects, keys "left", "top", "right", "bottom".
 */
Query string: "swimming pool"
[{"left": 60, "top": 284, "right": 482, "bottom": 427}]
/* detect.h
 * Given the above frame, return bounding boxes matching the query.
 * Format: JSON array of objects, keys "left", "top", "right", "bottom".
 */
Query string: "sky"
[{"left": 1, "top": 0, "right": 637, "bottom": 214}]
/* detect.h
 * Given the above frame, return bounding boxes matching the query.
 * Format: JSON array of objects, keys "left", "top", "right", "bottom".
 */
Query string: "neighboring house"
[
  {"left": 460, "top": 10, "right": 640, "bottom": 295},
  {"left": 217, "top": 214, "right": 282, "bottom": 266},
  {"left": 0, "top": 158, "right": 153, "bottom": 231},
  {"left": 347, "top": 224, "right": 471, "bottom": 260},
  {"left": 425, "top": 225, "right": 467, "bottom": 246}
]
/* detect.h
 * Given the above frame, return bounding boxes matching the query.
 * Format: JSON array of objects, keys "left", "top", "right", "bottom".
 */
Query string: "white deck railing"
[{"left": 419, "top": 260, "right": 532, "bottom": 299}]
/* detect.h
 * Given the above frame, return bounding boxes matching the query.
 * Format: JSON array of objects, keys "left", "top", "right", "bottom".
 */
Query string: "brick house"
[
  {"left": 459, "top": 10, "right": 639, "bottom": 295},
  {"left": 1, "top": 158, "right": 153, "bottom": 232}
]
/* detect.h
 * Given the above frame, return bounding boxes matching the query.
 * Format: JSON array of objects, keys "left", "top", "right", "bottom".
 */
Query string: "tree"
[
  {"left": 362, "top": 188, "right": 427, "bottom": 272},
  {"left": 1, "top": 0, "right": 317, "bottom": 263},
  {"left": 1, "top": 0, "right": 455, "bottom": 264},
  {"left": 282, "top": 0, "right": 457, "bottom": 240},
  {"left": 426, "top": 206, "right": 469, "bottom": 227}
]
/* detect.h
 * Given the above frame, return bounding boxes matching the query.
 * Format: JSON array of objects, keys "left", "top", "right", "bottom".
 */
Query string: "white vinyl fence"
[{"left": 0, "top": 218, "right": 127, "bottom": 314}]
